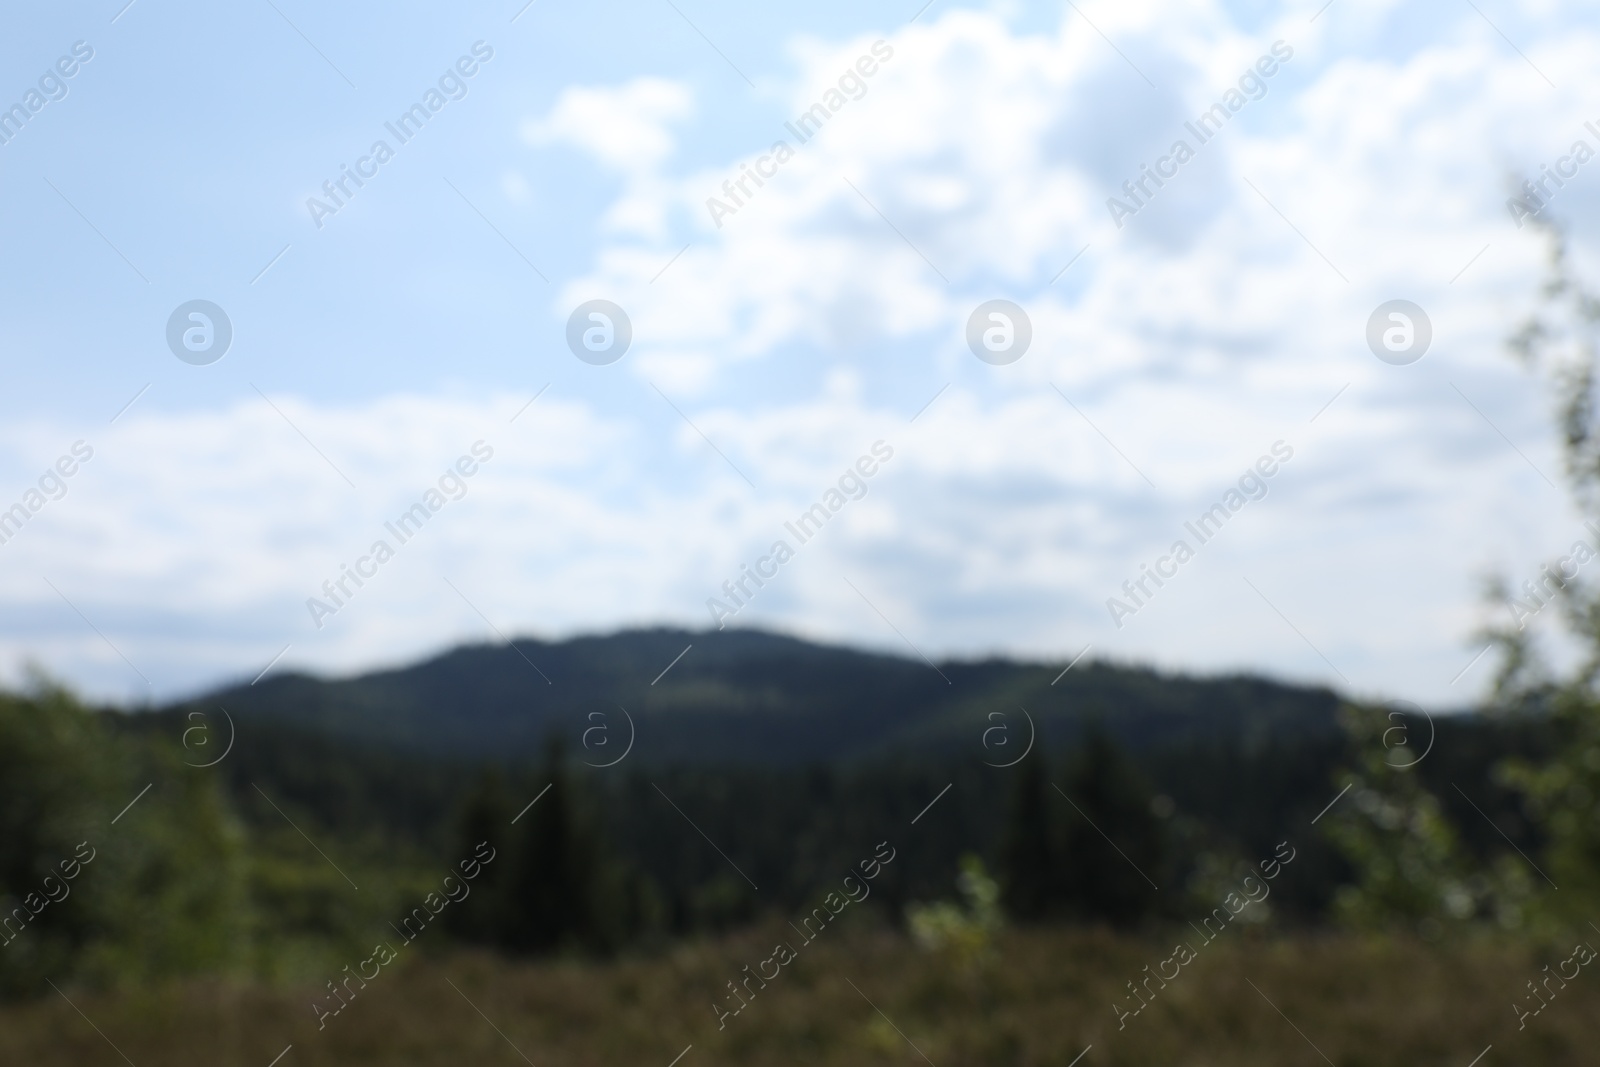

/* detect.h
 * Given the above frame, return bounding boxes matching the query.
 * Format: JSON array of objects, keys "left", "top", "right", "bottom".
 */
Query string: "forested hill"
[{"left": 166, "top": 627, "right": 1346, "bottom": 765}]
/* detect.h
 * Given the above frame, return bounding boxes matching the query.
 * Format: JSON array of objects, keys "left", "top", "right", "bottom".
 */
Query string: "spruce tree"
[
  {"left": 997, "top": 748, "right": 1059, "bottom": 921},
  {"left": 443, "top": 767, "right": 513, "bottom": 945},
  {"left": 502, "top": 738, "right": 608, "bottom": 953},
  {"left": 1056, "top": 727, "right": 1164, "bottom": 926}
]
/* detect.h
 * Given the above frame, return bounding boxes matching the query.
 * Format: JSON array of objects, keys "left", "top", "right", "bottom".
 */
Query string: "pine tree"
[
  {"left": 502, "top": 738, "right": 608, "bottom": 954},
  {"left": 1056, "top": 727, "right": 1164, "bottom": 927},
  {"left": 443, "top": 767, "right": 513, "bottom": 944},
  {"left": 997, "top": 748, "right": 1059, "bottom": 921}
]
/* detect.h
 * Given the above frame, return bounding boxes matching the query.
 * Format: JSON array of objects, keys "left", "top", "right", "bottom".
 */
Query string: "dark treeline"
[
  {"left": 111, "top": 702, "right": 1545, "bottom": 942},
  {"left": 0, "top": 683, "right": 1552, "bottom": 1001}
]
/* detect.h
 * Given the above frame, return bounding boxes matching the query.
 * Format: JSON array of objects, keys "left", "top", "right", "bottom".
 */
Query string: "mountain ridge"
[{"left": 164, "top": 626, "right": 1349, "bottom": 765}]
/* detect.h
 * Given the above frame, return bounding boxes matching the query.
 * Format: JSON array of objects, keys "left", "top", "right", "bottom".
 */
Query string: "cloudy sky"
[{"left": 0, "top": 0, "right": 1594, "bottom": 707}]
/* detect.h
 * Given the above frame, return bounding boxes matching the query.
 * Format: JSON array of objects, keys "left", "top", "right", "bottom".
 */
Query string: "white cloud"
[
  {"left": 521, "top": 77, "right": 694, "bottom": 172},
  {"left": 521, "top": 77, "right": 695, "bottom": 240}
]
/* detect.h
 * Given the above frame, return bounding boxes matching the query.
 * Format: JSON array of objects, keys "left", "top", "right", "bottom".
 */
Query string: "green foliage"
[
  {"left": 0, "top": 681, "right": 121, "bottom": 995},
  {"left": 0, "top": 683, "right": 447, "bottom": 998},
  {"left": 82, "top": 757, "right": 250, "bottom": 984},
  {"left": 1480, "top": 220, "right": 1600, "bottom": 930},
  {"left": 0, "top": 683, "right": 247, "bottom": 996},
  {"left": 907, "top": 855, "right": 1001, "bottom": 970},
  {"left": 1323, "top": 704, "right": 1530, "bottom": 936},
  {"left": 1498, "top": 711, "right": 1600, "bottom": 922}
]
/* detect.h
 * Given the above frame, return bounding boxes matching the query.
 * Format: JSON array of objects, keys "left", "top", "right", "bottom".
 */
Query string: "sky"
[{"left": 0, "top": 0, "right": 1595, "bottom": 708}]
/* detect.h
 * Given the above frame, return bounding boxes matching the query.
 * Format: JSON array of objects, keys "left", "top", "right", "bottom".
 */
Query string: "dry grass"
[{"left": 3, "top": 924, "right": 1593, "bottom": 1067}]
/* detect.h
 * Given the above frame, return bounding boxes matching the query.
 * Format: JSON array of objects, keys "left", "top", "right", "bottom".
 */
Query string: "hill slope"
[{"left": 167, "top": 627, "right": 1345, "bottom": 765}]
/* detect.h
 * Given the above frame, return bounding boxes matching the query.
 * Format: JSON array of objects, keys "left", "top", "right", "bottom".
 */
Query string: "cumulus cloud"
[
  {"left": 522, "top": 76, "right": 693, "bottom": 172},
  {"left": 522, "top": 76, "right": 695, "bottom": 240}
]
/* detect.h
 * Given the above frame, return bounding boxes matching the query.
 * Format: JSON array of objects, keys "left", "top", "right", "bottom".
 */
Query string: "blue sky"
[{"left": 0, "top": 0, "right": 1595, "bottom": 706}]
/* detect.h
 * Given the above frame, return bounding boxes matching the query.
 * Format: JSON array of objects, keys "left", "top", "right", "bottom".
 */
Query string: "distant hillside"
[
  {"left": 165, "top": 627, "right": 1345, "bottom": 765},
  {"left": 127, "top": 631, "right": 1534, "bottom": 933}
]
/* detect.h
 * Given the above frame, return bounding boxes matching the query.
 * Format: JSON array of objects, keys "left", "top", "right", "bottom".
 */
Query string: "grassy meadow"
[{"left": 4, "top": 924, "right": 1592, "bottom": 1067}]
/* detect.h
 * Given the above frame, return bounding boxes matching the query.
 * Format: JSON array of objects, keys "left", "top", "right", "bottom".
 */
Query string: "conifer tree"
[
  {"left": 1056, "top": 727, "right": 1164, "bottom": 926},
  {"left": 502, "top": 738, "right": 611, "bottom": 953},
  {"left": 443, "top": 767, "right": 513, "bottom": 944},
  {"left": 997, "top": 748, "right": 1059, "bottom": 921}
]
